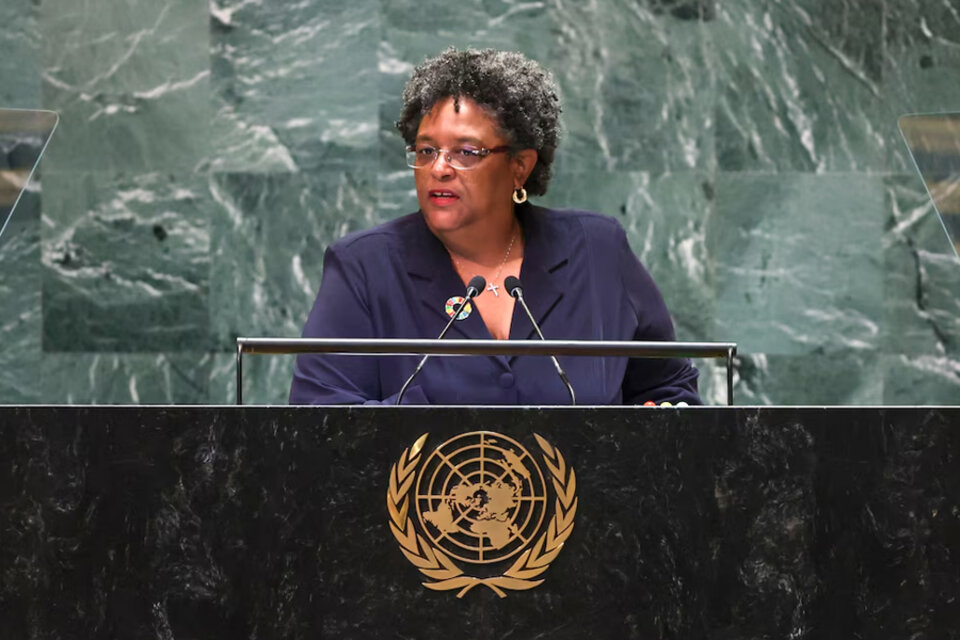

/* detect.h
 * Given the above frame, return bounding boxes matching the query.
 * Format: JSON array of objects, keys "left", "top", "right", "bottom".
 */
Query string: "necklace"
[{"left": 451, "top": 230, "right": 518, "bottom": 297}]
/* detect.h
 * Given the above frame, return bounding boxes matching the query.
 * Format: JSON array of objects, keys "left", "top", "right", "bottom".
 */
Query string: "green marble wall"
[{"left": 1, "top": 0, "right": 958, "bottom": 405}]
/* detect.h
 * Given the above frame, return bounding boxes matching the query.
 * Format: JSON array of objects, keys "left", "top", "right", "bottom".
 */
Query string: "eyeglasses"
[{"left": 405, "top": 145, "right": 512, "bottom": 170}]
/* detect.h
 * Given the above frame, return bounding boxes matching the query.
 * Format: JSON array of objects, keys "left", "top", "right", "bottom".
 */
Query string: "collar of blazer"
[{"left": 403, "top": 204, "right": 569, "bottom": 348}]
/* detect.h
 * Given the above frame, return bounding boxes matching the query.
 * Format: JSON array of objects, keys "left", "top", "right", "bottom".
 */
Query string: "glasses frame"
[{"left": 405, "top": 144, "right": 513, "bottom": 170}]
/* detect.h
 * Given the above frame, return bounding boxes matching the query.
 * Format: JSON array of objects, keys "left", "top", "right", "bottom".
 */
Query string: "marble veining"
[
  {"left": 1, "top": 406, "right": 958, "bottom": 638},
  {"left": 0, "top": 0, "right": 958, "bottom": 404}
]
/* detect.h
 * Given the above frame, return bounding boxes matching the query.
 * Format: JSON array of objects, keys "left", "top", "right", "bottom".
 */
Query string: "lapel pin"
[{"left": 445, "top": 296, "right": 472, "bottom": 321}]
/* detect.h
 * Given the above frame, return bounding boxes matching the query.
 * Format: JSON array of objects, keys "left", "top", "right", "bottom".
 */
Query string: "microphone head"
[
  {"left": 504, "top": 275, "right": 523, "bottom": 298},
  {"left": 466, "top": 275, "right": 486, "bottom": 297}
]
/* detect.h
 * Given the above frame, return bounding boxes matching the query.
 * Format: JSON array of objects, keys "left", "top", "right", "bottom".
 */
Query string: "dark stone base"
[{"left": 1, "top": 406, "right": 958, "bottom": 639}]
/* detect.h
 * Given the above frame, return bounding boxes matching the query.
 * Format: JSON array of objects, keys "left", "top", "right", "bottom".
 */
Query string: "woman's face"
[{"left": 413, "top": 96, "right": 533, "bottom": 237}]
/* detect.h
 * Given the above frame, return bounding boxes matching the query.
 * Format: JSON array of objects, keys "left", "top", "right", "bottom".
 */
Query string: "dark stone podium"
[{"left": 2, "top": 406, "right": 959, "bottom": 639}]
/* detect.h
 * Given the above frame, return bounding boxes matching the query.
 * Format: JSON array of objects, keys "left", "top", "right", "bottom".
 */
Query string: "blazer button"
[{"left": 499, "top": 372, "right": 515, "bottom": 389}]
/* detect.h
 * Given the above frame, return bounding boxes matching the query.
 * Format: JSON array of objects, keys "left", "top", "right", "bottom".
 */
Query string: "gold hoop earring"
[{"left": 512, "top": 187, "right": 528, "bottom": 204}]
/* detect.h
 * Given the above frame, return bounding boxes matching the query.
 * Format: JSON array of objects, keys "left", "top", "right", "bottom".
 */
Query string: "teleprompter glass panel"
[
  {"left": 0, "top": 109, "right": 59, "bottom": 244},
  {"left": 899, "top": 113, "right": 960, "bottom": 260}
]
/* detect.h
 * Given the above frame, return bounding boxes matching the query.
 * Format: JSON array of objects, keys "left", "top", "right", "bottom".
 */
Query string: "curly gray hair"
[{"left": 396, "top": 48, "right": 562, "bottom": 196}]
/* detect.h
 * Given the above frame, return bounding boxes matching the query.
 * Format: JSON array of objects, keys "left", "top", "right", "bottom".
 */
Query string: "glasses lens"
[
  {"left": 405, "top": 147, "right": 488, "bottom": 169},
  {"left": 406, "top": 147, "right": 440, "bottom": 168},
  {"left": 450, "top": 148, "right": 482, "bottom": 169},
  {"left": 405, "top": 149, "right": 419, "bottom": 168}
]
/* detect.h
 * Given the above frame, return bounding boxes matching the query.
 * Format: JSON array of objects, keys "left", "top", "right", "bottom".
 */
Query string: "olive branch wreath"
[{"left": 386, "top": 432, "right": 577, "bottom": 598}]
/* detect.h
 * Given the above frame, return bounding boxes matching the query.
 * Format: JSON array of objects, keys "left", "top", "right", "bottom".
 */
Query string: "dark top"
[{"left": 290, "top": 204, "right": 700, "bottom": 405}]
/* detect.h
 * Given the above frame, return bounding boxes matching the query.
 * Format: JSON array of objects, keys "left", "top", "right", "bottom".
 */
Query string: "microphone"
[
  {"left": 396, "top": 275, "right": 485, "bottom": 405},
  {"left": 504, "top": 276, "right": 576, "bottom": 405}
]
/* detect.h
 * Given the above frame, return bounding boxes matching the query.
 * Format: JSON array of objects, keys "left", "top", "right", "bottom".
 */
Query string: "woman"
[{"left": 290, "top": 48, "right": 700, "bottom": 405}]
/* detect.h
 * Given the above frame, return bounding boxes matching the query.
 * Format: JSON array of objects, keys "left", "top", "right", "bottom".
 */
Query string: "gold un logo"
[{"left": 386, "top": 431, "right": 577, "bottom": 598}]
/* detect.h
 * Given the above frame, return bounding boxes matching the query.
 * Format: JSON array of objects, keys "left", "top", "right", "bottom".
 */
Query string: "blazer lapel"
[
  {"left": 400, "top": 206, "right": 571, "bottom": 368},
  {"left": 402, "top": 214, "right": 491, "bottom": 341},
  {"left": 510, "top": 204, "right": 569, "bottom": 344}
]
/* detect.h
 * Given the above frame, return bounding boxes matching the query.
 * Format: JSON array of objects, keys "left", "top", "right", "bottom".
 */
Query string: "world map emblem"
[{"left": 386, "top": 431, "right": 577, "bottom": 598}]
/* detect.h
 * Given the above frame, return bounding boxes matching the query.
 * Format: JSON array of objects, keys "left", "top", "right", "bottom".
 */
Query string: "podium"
[{"left": 2, "top": 405, "right": 958, "bottom": 638}]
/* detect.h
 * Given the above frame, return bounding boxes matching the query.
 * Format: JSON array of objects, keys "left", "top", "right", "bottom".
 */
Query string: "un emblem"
[{"left": 386, "top": 431, "right": 577, "bottom": 598}]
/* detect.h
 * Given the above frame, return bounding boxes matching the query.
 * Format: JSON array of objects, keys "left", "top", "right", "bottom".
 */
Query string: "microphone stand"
[
  {"left": 506, "top": 276, "right": 576, "bottom": 405},
  {"left": 396, "top": 276, "right": 485, "bottom": 405}
]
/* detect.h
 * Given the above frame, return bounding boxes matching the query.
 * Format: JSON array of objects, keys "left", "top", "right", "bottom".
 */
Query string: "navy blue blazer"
[{"left": 290, "top": 204, "right": 700, "bottom": 405}]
